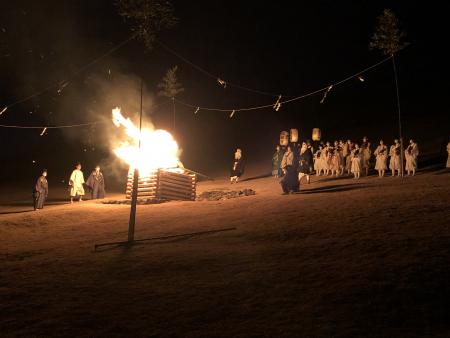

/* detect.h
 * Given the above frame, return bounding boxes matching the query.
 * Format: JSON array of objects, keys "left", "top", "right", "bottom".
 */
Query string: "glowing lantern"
[
  {"left": 290, "top": 129, "right": 298, "bottom": 143},
  {"left": 312, "top": 128, "right": 321, "bottom": 141},
  {"left": 280, "top": 131, "right": 289, "bottom": 146}
]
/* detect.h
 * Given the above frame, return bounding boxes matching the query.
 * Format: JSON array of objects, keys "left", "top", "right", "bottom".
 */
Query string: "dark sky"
[{"left": 0, "top": 1, "right": 448, "bottom": 186}]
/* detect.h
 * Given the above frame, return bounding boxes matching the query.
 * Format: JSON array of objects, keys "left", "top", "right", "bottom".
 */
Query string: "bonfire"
[{"left": 112, "top": 107, "right": 196, "bottom": 201}]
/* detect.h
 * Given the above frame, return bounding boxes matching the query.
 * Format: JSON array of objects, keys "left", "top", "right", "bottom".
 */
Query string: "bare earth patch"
[{"left": 1, "top": 171, "right": 449, "bottom": 337}]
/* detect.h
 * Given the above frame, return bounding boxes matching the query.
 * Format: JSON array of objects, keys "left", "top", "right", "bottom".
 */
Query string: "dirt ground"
[{"left": 1, "top": 168, "right": 450, "bottom": 337}]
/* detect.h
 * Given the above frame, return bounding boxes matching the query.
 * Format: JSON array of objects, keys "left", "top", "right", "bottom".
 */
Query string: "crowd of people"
[
  {"left": 33, "top": 139, "right": 450, "bottom": 209},
  {"left": 269, "top": 137, "right": 422, "bottom": 195},
  {"left": 229, "top": 138, "right": 450, "bottom": 195},
  {"left": 33, "top": 163, "right": 106, "bottom": 210}
]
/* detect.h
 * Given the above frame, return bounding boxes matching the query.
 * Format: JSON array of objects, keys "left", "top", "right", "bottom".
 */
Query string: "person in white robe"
[
  {"left": 332, "top": 141, "right": 341, "bottom": 176},
  {"left": 69, "top": 163, "right": 85, "bottom": 203},
  {"left": 314, "top": 146, "right": 324, "bottom": 176},
  {"left": 350, "top": 144, "right": 362, "bottom": 179},
  {"left": 330, "top": 148, "right": 341, "bottom": 177},
  {"left": 374, "top": 140, "right": 388, "bottom": 177},
  {"left": 345, "top": 140, "right": 354, "bottom": 175},
  {"left": 389, "top": 139, "right": 401, "bottom": 177},
  {"left": 338, "top": 140, "right": 345, "bottom": 175},
  {"left": 405, "top": 139, "right": 419, "bottom": 176},
  {"left": 320, "top": 144, "right": 329, "bottom": 176},
  {"left": 324, "top": 142, "right": 333, "bottom": 176}
]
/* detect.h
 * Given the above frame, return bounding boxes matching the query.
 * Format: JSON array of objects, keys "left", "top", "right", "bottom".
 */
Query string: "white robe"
[
  {"left": 314, "top": 151, "right": 321, "bottom": 172},
  {"left": 389, "top": 144, "right": 401, "bottom": 170},
  {"left": 374, "top": 145, "right": 388, "bottom": 170},
  {"left": 70, "top": 169, "right": 85, "bottom": 197},
  {"left": 320, "top": 149, "right": 328, "bottom": 170},
  {"left": 346, "top": 151, "right": 353, "bottom": 171},
  {"left": 351, "top": 150, "right": 362, "bottom": 174},
  {"left": 361, "top": 145, "right": 371, "bottom": 169},
  {"left": 405, "top": 143, "right": 419, "bottom": 171}
]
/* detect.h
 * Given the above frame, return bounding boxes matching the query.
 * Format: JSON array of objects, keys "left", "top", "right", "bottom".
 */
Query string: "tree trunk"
[{"left": 172, "top": 97, "right": 176, "bottom": 133}]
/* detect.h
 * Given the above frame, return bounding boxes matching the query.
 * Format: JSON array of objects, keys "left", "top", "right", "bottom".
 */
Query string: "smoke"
[{"left": 57, "top": 68, "right": 163, "bottom": 182}]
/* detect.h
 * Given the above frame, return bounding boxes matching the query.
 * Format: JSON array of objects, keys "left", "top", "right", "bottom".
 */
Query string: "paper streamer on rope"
[
  {"left": 40, "top": 127, "right": 47, "bottom": 136},
  {"left": 358, "top": 76, "right": 365, "bottom": 82},
  {"left": 320, "top": 85, "right": 333, "bottom": 104},
  {"left": 173, "top": 56, "right": 392, "bottom": 113},
  {"left": 0, "top": 106, "right": 7, "bottom": 115},
  {"left": 229, "top": 110, "right": 235, "bottom": 118},
  {"left": 194, "top": 107, "right": 200, "bottom": 114},
  {"left": 156, "top": 40, "right": 280, "bottom": 97},
  {"left": 57, "top": 81, "right": 69, "bottom": 94},
  {"left": 273, "top": 95, "right": 282, "bottom": 111},
  {"left": 217, "top": 78, "right": 227, "bottom": 88}
]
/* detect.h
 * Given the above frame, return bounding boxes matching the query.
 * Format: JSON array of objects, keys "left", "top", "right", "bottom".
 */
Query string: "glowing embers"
[{"left": 126, "top": 168, "right": 196, "bottom": 201}]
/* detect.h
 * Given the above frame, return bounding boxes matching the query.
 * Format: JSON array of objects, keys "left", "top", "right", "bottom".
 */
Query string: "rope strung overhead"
[
  {"left": 156, "top": 40, "right": 281, "bottom": 97},
  {"left": 0, "top": 34, "right": 137, "bottom": 114},
  {"left": 0, "top": 121, "right": 105, "bottom": 129},
  {"left": 0, "top": 99, "right": 172, "bottom": 131},
  {"left": 175, "top": 55, "right": 392, "bottom": 114}
]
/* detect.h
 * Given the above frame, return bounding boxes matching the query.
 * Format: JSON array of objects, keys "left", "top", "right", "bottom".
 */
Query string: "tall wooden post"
[
  {"left": 172, "top": 96, "right": 176, "bottom": 133},
  {"left": 392, "top": 55, "right": 404, "bottom": 177},
  {"left": 128, "top": 80, "right": 144, "bottom": 242}
]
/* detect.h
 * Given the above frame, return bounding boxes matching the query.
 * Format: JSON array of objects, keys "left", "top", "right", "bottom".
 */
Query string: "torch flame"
[{"left": 112, "top": 107, "right": 180, "bottom": 175}]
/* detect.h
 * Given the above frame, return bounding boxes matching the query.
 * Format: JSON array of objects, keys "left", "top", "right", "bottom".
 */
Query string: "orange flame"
[{"left": 112, "top": 107, "right": 180, "bottom": 175}]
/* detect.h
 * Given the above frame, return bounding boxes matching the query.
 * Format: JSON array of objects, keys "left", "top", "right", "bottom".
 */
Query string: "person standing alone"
[
  {"left": 33, "top": 169, "right": 48, "bottom": 210},
  {"left": 230, "top": 149, "right": 244, "bottom": 183},
  {"left": 405, "top": 139, "right": 419, "bottom": 176},
  {"left": 69, "top": 163, "right": 85, "bottom": 203}
]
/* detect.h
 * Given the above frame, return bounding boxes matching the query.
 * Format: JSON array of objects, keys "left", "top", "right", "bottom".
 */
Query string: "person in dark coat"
[
  {"left": 298, "top": 142, "right": 313, "bottom": 184},
  {"left": 280, "top": 146, "right": 299, "bottom": 194},
  {"left": 272, "top": 145, "right": 284, "bottom": 177},
  {"left": 280, "top": 164, "right": 299, "bottom": 195},
  {"left": 291, "top": 142, "right": 300, "bottom": 172},
  {"left": 86, "top": 165, "right": 106, "bottom": 199},
  {"left": 33, "top": 169, "right": 48, "bottom": 210},
  {"left": 230, "top": 149, "right": 245, "bottom": 183}
]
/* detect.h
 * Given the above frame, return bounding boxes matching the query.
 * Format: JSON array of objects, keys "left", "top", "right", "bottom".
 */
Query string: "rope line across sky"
[
  {"left": 0, "top": 33, "right": 393, "bottom": 128},
  {"left": 0, "top": 99, "right": 172, "bottom": 130},
  {"left": 174, "top": 55, "right": 393, "bottom": 113}
]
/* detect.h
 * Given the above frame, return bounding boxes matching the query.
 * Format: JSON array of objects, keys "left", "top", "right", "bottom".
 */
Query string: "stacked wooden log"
[{"left": 126, "top": 168, "right": 196, "bottom": 201}]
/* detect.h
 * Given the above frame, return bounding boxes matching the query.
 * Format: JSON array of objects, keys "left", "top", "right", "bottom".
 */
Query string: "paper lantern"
[
  {"left": 280, "top": 131, "right": 289, "bottom": 146},
  {"left": 312, "top": 128, "right": 321, "bottom": 141},
  {"left": 290, "top": 129, "right": 298, "bottom": 143}
]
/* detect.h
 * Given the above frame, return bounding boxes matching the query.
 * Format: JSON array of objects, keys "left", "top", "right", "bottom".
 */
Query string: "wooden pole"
[
  {"left": 392, "top": 55, "right": 404, "bottom": 177},
  {"left": 128, "top": 79, "right": 144, "bottom": 242},
  {"left": 172, "top": 96, "right": 176, "bottom": 133}
]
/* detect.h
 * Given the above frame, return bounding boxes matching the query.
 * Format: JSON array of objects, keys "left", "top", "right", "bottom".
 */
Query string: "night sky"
[{"left": 0, "top": 1, "right": 448, "bottom": 187}]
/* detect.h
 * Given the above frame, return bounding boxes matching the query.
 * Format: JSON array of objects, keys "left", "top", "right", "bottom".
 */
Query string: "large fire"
[{"left": 112, "top": 107, "right": 181, "bottom": 175}]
